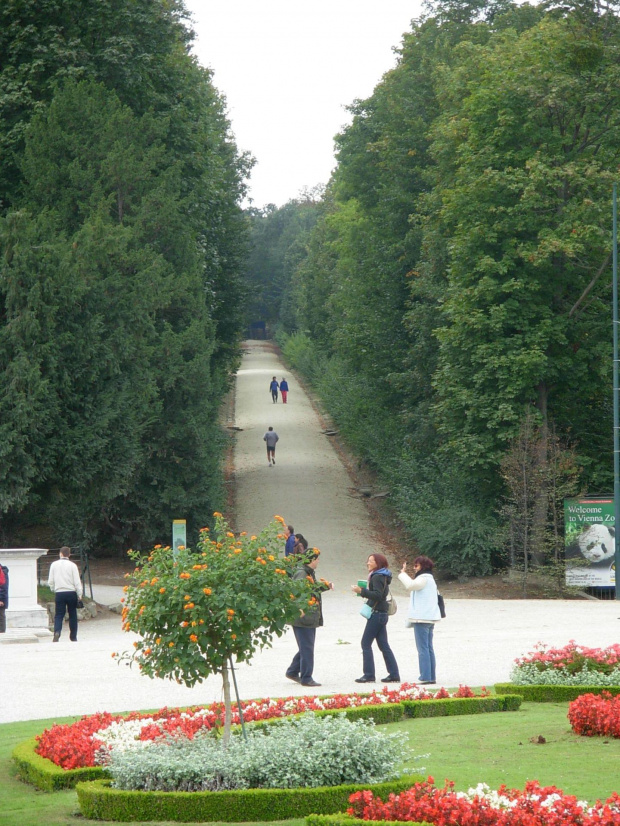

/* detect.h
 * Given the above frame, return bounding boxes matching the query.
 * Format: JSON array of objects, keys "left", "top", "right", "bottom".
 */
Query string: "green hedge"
[
  {"left": 402, "top": 694, "right": 521, "bottom": 717},
  {"left": 12, "top": 738, "right": 108, "bottom": 791},
  {"left": 76, "top": 774, "right": 424, "bottom": 822},
  {"left": 494, "top": 684, "right": 620, "bottom": 702},
  {"left": 306, "top": 815, "right": 431, "bottom": 826}
]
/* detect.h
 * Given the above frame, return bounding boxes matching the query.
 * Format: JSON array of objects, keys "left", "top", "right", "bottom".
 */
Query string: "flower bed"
[
  {"left": 35, "top": 684, "right": 485, "bottom": 770},
  {"left": 510, "top": 641, "right": 620, "bottom": 686},
  {"left": 569, "top": 692, "right": 620, "bottom": 738},
  {"left": 344, "top": 777, "right": 620, "bottom": 825}
]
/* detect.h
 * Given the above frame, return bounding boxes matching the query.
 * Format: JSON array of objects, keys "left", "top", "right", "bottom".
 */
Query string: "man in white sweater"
[{"left": 48, "top": 546, "right": 83, "bottom": 642}]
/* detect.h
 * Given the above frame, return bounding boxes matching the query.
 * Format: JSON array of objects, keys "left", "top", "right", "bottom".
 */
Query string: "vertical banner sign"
[
  {"left": 172, "top": 520, "right": 187, "bottom": 554},
  {"left": 564, "top": 498, "right": 616, "bottom": 587}
]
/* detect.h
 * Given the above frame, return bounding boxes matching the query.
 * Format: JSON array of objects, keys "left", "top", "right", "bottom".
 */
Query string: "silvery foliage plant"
[{"left": 108, "top": 713, "right": 408, "bottom": 792}]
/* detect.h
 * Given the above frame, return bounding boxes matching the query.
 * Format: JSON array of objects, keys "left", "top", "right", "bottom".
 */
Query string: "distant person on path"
[
  {"left": 398, "top": 556, "right": 441, "bottom": 684},
  {"left": 286, "top": 550, "right": 334, "bottom": 687},
  {"left": 280, "top": 377, "right": 289, "bottom": 403},
  {"left": 293, "top": 533, "right": 308, "bottom": 555},
  {"left": 48, "top": 546, "right": 83, "bottom": 642},
  {"left": 284, "top": 525, "right": 296, "bottom": 556},
  {"left": 0, "top": 564, "right": 8, "bottom": 633},
  {"left": 351, "top": 553, "right": 400, "bottom": 684},
  {"left": 263, "top": 426, "right": 279, "bottom": 466},
  {"left": 269, "top": 376, "right": 279, "bottom": 403}
]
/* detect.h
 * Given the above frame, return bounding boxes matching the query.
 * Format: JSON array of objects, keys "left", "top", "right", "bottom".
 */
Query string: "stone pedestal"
[{"left": 0, "top": 548, "right": 49, "bottom": 629}]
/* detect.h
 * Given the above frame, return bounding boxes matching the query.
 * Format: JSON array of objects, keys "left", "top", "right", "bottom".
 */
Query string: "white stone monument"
[{"left": 0, "top": 548, "right": 50, "bottom": 629}]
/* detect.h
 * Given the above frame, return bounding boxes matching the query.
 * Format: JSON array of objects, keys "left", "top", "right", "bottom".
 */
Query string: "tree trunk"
[
  {"left": 531, "top": 383, "right": 549, "bottom": 566},
  {"left": 221, "top": 661, "right": 233, "bottom": 746}
]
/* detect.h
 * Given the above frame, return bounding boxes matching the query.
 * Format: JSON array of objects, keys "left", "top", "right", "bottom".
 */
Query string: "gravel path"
[{"left": 2, "top": 340, "right": 619, "bottom": 724}]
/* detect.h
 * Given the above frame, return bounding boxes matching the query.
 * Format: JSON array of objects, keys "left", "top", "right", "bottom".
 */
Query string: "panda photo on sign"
[{"left": 567, "top": 523, "right": 615, "bottom": 566}]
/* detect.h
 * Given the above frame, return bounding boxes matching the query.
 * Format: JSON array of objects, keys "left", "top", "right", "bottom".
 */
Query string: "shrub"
[
  {"left": 495, "top": 683, "right": 620, "bottom": 702},
  {"left": 76, "top": 775, "right": 423, "bottom": 822},
  {"left": 568, "top": 692, "right": 620, "bottom": 738},
  {"left": 108, "top": 714, "right": 408, "bottom": 792}
]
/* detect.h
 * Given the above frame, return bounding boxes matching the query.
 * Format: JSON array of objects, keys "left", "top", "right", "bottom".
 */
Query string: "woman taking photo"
[
  {"left": 398, "top": 556, "right": 440, "bottom": 684},
  {"left": 351, "top": 553, "right": 400, "bottom": 684}
]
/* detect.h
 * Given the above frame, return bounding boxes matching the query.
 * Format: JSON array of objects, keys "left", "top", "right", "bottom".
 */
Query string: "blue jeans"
[
  {"left": 286, "top": 626, "right": 316, "bottom": 683},
  {"left": 54, "top": 591, "right": 79, "bottom": 641},
  {"left": 360, "top": 612, "right": 399, "bottom": 680},
  {"left": 413, "top": 623, "right": 436, "bottom": 681}
]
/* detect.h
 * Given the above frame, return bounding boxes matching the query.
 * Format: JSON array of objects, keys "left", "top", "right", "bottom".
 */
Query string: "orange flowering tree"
[{"left": 116, "top": 513, "right": 313, "bottom": 741}]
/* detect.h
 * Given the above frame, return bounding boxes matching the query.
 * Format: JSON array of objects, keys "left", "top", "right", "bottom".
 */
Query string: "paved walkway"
[{"left": 2, "top": 341, "right": 619, "bottom": 724}]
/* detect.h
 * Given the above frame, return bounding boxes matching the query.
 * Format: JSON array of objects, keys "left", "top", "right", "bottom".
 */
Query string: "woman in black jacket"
[
  {"left": 351, "top": 553, "right": 400, "bottom": 683},
  {"left": 0, "top": 564, "right": 9, "bottom": 633}
]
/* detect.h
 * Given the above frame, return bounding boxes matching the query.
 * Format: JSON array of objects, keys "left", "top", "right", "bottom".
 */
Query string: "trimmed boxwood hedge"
[
  {"left": 494, "top": 683, "right": 620, "bottom": 702},
  {"left": 306, "top": 815, "right": 431, "bottom": 826},
  {"left": 12, "top": 738, "right": 109, "bottom": 791},
  {"left": 15, "top": 694, "right": 522, "bottom": 793},
  {"left": 76, "top": 774, "right": 424, "bottom": 823},
  {"left": 402, "top": 695, "right": 521, "bottom": 718}
]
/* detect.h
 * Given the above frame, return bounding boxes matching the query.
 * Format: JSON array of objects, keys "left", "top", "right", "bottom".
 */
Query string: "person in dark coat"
[
  {"left": 351, "top": 552, "right": 400, "bottom": 684},
  {"left": 0, "top": 564, "right": 9, "bottom": 633},
  {"left": 286, "top": 551, "right": 334, "bottom": 687}
]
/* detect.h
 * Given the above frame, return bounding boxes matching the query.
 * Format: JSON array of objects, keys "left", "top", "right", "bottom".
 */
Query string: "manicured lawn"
[
  {"left": 2, "top": 703, "right": 619, "bottom": 825},
  {"left": 385, "top": 701, "right": 620, "bottom": 802}
]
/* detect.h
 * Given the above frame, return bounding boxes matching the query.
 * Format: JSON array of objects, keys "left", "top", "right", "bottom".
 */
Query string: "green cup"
[{"left": 357, "top": 579, "right": 367, "bottom": 590}]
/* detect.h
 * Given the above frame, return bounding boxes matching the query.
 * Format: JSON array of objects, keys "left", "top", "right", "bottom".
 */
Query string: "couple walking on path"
[
  {"left": 286, "top": 549, "right": 441, "bottom": 688},
  {"left": 269, "top": 376, "right": 289, "bottom": 403}
]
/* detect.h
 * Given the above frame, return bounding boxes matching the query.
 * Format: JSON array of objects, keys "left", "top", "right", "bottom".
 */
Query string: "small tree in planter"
[{"left": 116, "top": 514, "right": 313, "bottom": 742}]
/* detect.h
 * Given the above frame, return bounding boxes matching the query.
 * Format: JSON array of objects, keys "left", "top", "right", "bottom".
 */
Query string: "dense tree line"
[
  {"left": 0, "top": 0, "right": 249, "bottom": 551},
  {"left": 246, "top": 0, "right": 619, "bottom": 577}
]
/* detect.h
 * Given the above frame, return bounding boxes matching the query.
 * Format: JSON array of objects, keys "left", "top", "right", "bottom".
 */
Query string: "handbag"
[
  {"left": 437, "top": 593, "right": 446, "bottom": 618},
  {"left": 359, "top": 602, "right": 373, "bottom": 620},
  {"left": 386, "top": 591, "right": 397, "bottom": 616},
  {"left": 77, "top": 599, "right": 84, "bottom": 609}
]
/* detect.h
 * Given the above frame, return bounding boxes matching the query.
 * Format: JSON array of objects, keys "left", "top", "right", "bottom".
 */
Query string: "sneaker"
[
  {"left": 301, "top": 679, "right": 321, "bottom": 687},
  {"left": 355, "top": 676, "right": 376, "bottom": 683},
  {"left": 286, "top": 674, "right": 301, "bottom": 683},
  {"left": 381, "top": 676, "right": 401, "bottom": 683},
  {"left": 53, "top": 632, "right": 60, "bottom": 642}
]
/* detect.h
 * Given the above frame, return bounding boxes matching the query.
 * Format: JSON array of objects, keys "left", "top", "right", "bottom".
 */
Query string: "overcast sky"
[{"left": 183, "top": 1, "right": 424, "bottom": 208}]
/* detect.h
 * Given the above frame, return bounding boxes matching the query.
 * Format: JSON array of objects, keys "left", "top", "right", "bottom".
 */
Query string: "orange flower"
[
  {"left": 234, "top": 549, "right": 242, "bottom": 554},
  {"left": 168, "top": 642, "right": 174, "bottom": 648},
  {"left": 199, "top": 619, "right": 205, "bottom": 625},
  {"left": 123, "top": 585, "right": 129, "bottom": 592},
  {"left": 227, "top": 609, "right": 235, "bottom": 616},
  {"left": 180, "top": 621, "right": 189, "bottom": 627},
  {"left": 111, "top": 652, "right": 117, "bottom": 658},
  {"left": 203, "top": 588, "right": 212, "bottom": 595},
  {"left": 227, "top": 531, "right": 234, "bottom": 538},
  {"left": 274, "top": 515, "right": 285, "bottom": 524},
  {"left": 200, "top": 526, "right": 210, "bottom": 532},
  {"left": 231, "top": 634, "right": 237, "bottom": 640},
  {"left": 156, "top": 637, "right": 162, "bottom": 644},
  {"left": 251, "top": 535, "right": 257, "bottom": 541},
  {"left": 124, "top": 573, "right": 131, "bottom": 579},
  {"left": 154, "top": 544, "right": 162, "bottom": 550},
  {"left": 268, "top": 555, "right": 275, "bottom": 561},
  {"left": 213, "top": 511, "right": 223, "bottom": 518},
  {"left": 189, "top": 634, "right": 198, "bottom": 643},
  {"left": 240, "top": 531, "right": 247, "bottom": 536},
  {"left": 144, "top": 648, "right": 152, "bottom": 655},
  {"left": 184, "top": 602, "right": 195, "bottom": 610},
  {"left": 179, "top": 572, "right": 191, "bottom": 580},
  {"left": 150, "top": 578, "right": 158, "bottom": 585},
  {"left": 159, "top": 587, "right": 166, "bottom": 594}
]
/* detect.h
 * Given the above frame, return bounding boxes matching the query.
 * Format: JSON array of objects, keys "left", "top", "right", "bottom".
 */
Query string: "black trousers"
[
  {"left": 286, "top": 626, "right": 316, "bottom": 682},
  {"left": 54, "top": 591, "right": 78, "bottom": 640}
]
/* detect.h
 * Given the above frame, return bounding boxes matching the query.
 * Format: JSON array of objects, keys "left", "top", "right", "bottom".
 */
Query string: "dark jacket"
[
  {"left": 360, "top": 568, "right": 391, "bottom": 613},
  {"left": 0, "top": 565, "right": 9, "bottom": 608},
  {"left": 292, "top": 564, "right": 329, "bottom": 628}
]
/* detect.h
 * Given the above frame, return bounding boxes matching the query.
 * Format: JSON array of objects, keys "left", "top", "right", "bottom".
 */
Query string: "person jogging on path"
[
  {"left": 269, "top": 376, "right": 279, "bottom": 403},
  {"left": 280, "top": 377, "right": 289, "bottom": 404},
  {"left": 264, "top": 426, "right": 279, "bottom": 466}
]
